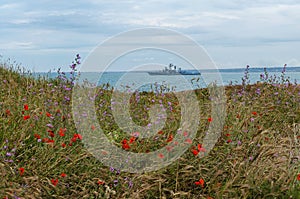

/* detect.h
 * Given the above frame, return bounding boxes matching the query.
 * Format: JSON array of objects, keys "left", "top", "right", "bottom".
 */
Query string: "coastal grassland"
[{"left": 0, "top": 58, "right": 300, "bottom": 199}]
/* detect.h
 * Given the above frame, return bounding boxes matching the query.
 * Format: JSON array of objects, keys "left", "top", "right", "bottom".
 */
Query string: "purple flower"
[
  {"left": 110, "top": 167, "right": 114, "bottom": 172},
  {"left": 6, "top": 152, "right": 12, "bottom": 157},
  {"left": 46, "top": 123, "right": 54, "bottom": 128},
  {"left": 255, "top": 88, "right": 261, "bottom": 95}
]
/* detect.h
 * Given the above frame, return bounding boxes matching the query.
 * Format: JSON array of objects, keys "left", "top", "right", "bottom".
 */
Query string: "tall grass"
[{"left": 0, "top": 56, "right": 299, "bottom": 198}]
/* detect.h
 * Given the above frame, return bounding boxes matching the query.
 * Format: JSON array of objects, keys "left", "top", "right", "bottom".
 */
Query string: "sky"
[{"left": 0, "top": 0, "right": 300, "bottom": 72}]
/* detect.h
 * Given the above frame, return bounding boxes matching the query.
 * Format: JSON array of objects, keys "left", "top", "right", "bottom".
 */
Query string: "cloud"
[{"left": 0, "top": 0, "right": 299, "bottom": 71}]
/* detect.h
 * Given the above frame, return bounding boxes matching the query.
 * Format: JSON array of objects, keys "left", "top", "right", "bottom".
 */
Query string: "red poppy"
[
  {"left": 34, "top": 134, "right": 41, "bottom": 139},
  {"left": 5, "top": 109, "right": 11, "bottom": 116},
  {"left": 73, "top": 133, "right": 82, "bottom": 140},
  {"left": 195, "top": 178, "right": 205, "bottom": 188},
  {"left": 158, "top": 130, "right": 164, "bottom": 134},
  {"left": 167, "top": 134, "right": 173, "bottom": 142},
  {"left": 46, "top": 112, "right": 52, "bottom": 117},
  {"left": 24, "top": 104, "right": 29, "bottom": 111},
  {"left": 183, "top": 132, "right": 188, "bottom": 137},
  {"left": 19, "top": 167, "right": 25, "bottom": 176},
  {"left": 60, "top": 173, "right": 67, "bottom": 178},
  {"left": 129, "top": 137, "right": 135, "bottom": 143},
  {"left": 23, "top": 115, "right": 30, "bottom": 120},
  {"left": 185, "top": 138, "right": 192, "bottom": 144},
  {"left": 51, "top": 179, "right": 58, "bottom": 186},
  {"left": 49, "top": 131, "right": 55, "bottom": 138},
  {"left": 158, "top": 153, "right": 164, "bottom": 159},
  {"left": 61, "top": 143, "right": 66, "bottom": 148},
  {"left": 97, "top": 180, "right": 105, "bottom": 185},
  {"left": 47, "top": 139, "right": 55, "bottom": 143},
  {"left": 225, "top": 133, "right": 231, "bottom": 137},
  {"left": 122, "top": 143, "right": 130, "bottom": 150},
  {"left": 208, "top": 117, "right": 213, "bottom": 122},
  {"left": 192, "top": 149, "right": 199, "bottom": 156},
  {"left": 91, "top": 125, "right": 96, "bottom": 130},
  {"left": 58, "top": 128, "right": 66, "bottom": 137},
  {"left": 252, "top": 111, "right": 257, "bottom": 115},
  {"left": 198, "top": 144, "right": 206, "bottom": 152},
  {"left": 42, "top": 138, "right": 50, "bottom": 143},
  {"left": 78, "top": 134, "right": 83, "bottom": 140},
  {"left": 297, "top": 173, "right": 300, "bottom": 181},
  {"left": 71, "top": 137, "right": 77, "bottom": 142},
  {"left": 227, "top": 139, "right": 232, "bottom": 143},
  {"left": 166, "top": 146, "right": 173, "bottom": 152}
]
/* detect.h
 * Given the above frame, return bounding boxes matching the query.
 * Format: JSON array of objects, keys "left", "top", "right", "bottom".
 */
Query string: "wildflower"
[
  {"left": 158, "top": 153, "right": 164, "bottom": 159},
  {"left": 183, "top": 132, "right": 188, "bottom": 137},
  {"left": 61, "top": 143, "right": 66, "bottom": 148},
  {"left": 5, "top": 109, "right": 11, "bottom": 116},
  {"left": 47, "top": 140, "right": 55, "bottom": 144},
  {"left": 208, "top": 117, "right": 213, "bottom": 122},
  {"left": 227, "top": 139, "right": 232, "bottom": 143},
  {"left": 51, "top": 179, "right": 58, "bottom": 186},
  {"left": 73, "top": 133, "right": 82, "bottom": 140},
  {"left": 167, "top": 134, "right": 173, "bottom": 142},
  {"left": 42, "top": 138, "right": 49, "bottom": 143},
  {"left": 157, "top": 130, "right": 164, "bottom": 134},
  {"left": 60, "top": 173, "right": 67, "bottom": 178},
  {"left": 129, "top": 136, "right": 136, "bottom": 143},
  {"left": 195, "top": 178, "right": 205, "bottom": 188},
  {"left": 49, "top": 131, "right": 55, "bottom": 138},
  {"left": 6, "top": 152, "right": 12, "bottom": 157},
  {"left": 198, "top": 144, "right": 206, "bottom": 152},
  {"left": 192, "top": 149, "right": 199, "bottom": 156},
  {"left": 58, "top": 128, "right": 66, "bottom": 137},
  {"left": 252, "top": 111, "right": 257, "bottom": 115},
  {"left": 23, "top": 115, "right": 30, "bottom": 120},
  {"left": 34, "top": 134, "right": 41, "bottom": 139},
  {"left": 46, "top": 124, "right": 54, "bottom": 128},
  {"left": 132, "top": 132, "right": 140, "bottom": 137},
  {"left": 46, "top": 112, "right": 52, "bottom": 117},
  {"left": 166, "top": 146, "right": 173, "bottom": 152},
  {"left": 24, "top": 104, "right": 29, "bottom": 111},
  {"left": 91, "top": 125, "right": 96, "bottom": 131},
  {"left": 185, "top": 138, "right": 192, "bottom": 144},
  {"left": 297, "top": 174, "right": 300, "bottom": 181},
  {"left": 19, "top": 167, "right": 25, "bottom": 176},
  {"left": 122, "top": 143, "right": 130, "bottom": 150},
  {"left": 97, "top": 180, "right": 105, "bottom": 185}
]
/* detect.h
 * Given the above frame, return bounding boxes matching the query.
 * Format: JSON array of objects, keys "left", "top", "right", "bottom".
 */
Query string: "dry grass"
[{"left": 0, "top": 58, "right": 300, "bottom": 198}]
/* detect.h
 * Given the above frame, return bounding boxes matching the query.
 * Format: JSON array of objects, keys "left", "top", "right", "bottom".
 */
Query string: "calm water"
[{"left": 31, "top": 67, "right": 300, "bottom": 92}]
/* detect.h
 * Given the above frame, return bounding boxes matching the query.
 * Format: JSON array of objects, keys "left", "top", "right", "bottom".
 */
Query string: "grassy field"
[{"left": 1, "top": 56, "right": 300, "bottom": 198}]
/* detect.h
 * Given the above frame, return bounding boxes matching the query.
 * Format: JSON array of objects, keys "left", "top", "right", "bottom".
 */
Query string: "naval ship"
[{"left": 148, "top": 64, "right": 201, "bottom": 75}]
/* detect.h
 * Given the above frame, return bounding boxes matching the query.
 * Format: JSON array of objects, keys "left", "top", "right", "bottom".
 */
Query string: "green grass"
[{"left": 0, "top": 57, "right": 300, "bottom": 199}]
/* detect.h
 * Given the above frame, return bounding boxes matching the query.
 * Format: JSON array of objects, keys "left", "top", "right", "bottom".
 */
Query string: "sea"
[{"left": 31, "top": 67, "right": 300, "bottom": 92}]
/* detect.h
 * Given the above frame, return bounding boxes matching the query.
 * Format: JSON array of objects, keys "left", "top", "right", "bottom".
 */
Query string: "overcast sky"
[{"left": 0, "top": 0, "right": 300, "bottom": 72}]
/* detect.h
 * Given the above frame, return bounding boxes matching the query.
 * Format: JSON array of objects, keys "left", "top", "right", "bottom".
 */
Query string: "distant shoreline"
[{"left": 21, "top": 66, "right": 300, "bottom": 74}]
